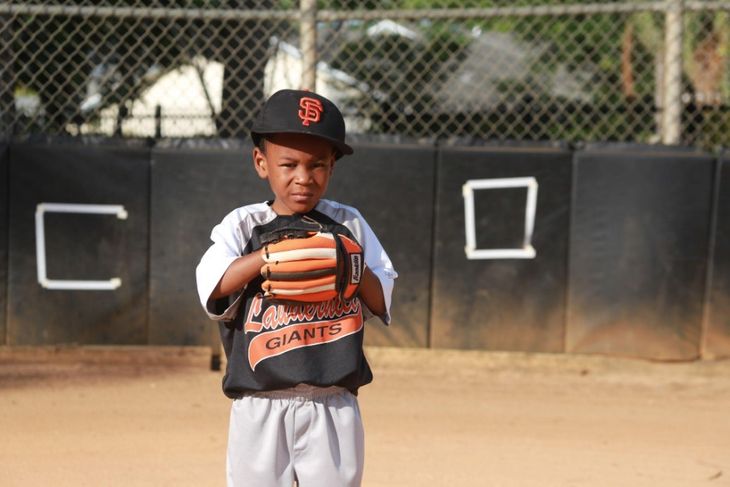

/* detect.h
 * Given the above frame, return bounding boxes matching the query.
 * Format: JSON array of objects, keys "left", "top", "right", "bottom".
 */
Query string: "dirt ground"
[{"left": 1, "top": 346, "right": 729, "bottom": 487}]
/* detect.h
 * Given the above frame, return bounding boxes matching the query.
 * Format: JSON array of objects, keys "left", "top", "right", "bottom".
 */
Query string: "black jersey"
[{"left": 196, "top": 199, "right": 396, "bottom": 397}]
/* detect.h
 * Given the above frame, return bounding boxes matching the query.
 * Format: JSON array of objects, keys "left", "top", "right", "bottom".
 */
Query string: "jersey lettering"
[{"left": 245, "top": 293, "right": 363, "bottom": 370}]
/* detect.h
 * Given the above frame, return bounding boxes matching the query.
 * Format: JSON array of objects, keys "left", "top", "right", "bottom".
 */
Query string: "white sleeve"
[
  {"left": 195, "top": 213, "right": 247, "bottom": 321},
  {"left": 343, "top": 210, "right": 398, "bottom": 325}
]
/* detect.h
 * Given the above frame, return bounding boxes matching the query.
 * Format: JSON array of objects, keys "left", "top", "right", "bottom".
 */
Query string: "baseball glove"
[{"left": 260, "top": 231, "right": 364, "bottom": 303}]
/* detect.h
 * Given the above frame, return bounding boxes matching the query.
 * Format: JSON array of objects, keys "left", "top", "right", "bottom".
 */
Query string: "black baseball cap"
[{"left": 251, "top": 89, "right": 354, "bottom": 159}]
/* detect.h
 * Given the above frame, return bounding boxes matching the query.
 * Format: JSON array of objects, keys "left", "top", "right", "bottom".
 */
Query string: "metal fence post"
[
  {"left": 661, "top": 0, "right": 684, "bottom": 145},
  {"left": 300, "top": 0, "right": 317, "bottom": 91}
]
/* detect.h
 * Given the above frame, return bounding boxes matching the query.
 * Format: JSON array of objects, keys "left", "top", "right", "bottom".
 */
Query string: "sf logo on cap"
[{"left": 298, "top": 97, "right": 323, "bottom": 126}]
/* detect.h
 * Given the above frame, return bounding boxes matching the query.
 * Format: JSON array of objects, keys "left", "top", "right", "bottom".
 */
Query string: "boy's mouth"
[{"left": 291, "top": 192, "right": 314, "bottom": 202}]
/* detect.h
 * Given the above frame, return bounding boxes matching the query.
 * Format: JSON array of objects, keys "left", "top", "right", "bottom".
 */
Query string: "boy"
[{"left": 195, "top": 89, "right": 397, "bottom": 487}]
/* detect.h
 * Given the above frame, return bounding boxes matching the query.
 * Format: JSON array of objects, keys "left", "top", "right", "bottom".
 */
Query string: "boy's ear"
[{"left": 252, "top": 147, "right": 268, "bottom": 179}]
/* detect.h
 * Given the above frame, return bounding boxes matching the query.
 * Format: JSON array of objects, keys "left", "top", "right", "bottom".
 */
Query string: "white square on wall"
[
  {"left": 35, "top": 202, "right": 127, "bottom": 290},
  {"left": 462, "top": 177, "right": 538, "bottom": 260}
]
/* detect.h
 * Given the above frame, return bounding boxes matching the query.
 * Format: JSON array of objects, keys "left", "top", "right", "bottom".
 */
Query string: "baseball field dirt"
[{"left": 1, "top": 346, "right": 729, "bottom": 487}]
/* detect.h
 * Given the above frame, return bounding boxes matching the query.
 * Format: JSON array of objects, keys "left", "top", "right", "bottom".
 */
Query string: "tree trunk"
[
  {"left": 216, "top": 2, "right": 274, "bottom": 139},
  {"left": 621, "top": 22, "right": 636, "bottom": 100}
]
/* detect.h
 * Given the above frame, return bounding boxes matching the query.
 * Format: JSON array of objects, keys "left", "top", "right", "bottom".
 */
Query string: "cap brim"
[{"left": 251, "top": 129, "right": 353, "bottom": 159}]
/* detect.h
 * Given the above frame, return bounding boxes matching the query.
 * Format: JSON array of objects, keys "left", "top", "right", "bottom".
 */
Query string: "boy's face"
[{"left": 253, "top": 133, "right": 336, "bottom": 215}]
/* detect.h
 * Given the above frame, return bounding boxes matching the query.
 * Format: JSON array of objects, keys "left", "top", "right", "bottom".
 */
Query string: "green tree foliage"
[{"left": 322, "top": 0, "right": 727, "bottom": 147}]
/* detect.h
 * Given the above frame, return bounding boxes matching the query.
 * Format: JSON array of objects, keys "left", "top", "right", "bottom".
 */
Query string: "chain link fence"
[{"left": 1, "top": 1, "right": 728, "bottom": 149}]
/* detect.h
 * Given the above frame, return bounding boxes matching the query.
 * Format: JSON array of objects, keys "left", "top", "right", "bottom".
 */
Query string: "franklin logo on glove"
[{"left": 350, "top": 254, "right": 362, "bottom": 284}]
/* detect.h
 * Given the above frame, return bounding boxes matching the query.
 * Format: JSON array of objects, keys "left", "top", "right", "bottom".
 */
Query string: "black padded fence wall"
[
  {"left": 325, "top": 141, "right": 436, "bottom": 348},
  {"left": 566, "top": 146, "right": 715, "bottom": 360},
  {"left": 6, "top": 143, "right": 150, "bottom": 345},
  {"left": 148, "top": 144, "right": 271, "bottom": 345},
  {"left": 704, "top": 151, "right": 730, "bottom": 358},
  {"left": 0, "top": 144, "right": 7, "bottom": 345},
  {"left": 430, "top": 144, "right": 572, "bottom": 352},
  {"left": 3, "top": 141, "right": 729, "bottom": 359}
]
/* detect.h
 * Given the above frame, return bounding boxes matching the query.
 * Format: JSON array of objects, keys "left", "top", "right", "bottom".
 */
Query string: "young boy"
[{"left": 195, "top": 89, "right": 397, "bottom": 487}]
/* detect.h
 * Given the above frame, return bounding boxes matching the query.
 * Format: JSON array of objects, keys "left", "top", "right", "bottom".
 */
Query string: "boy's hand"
[{"left": 260, "top": 232, "right": 364, "bottom": 303}]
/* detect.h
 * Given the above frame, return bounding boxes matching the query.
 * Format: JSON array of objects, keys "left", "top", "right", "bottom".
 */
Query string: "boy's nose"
[{"left": 294, "top": 167, "right": 313, "bottom": 184}]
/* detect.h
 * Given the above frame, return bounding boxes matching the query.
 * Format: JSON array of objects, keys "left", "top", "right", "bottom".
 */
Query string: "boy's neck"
[{"left": 270, "top": 199, "right": 320, "bottom": 216}]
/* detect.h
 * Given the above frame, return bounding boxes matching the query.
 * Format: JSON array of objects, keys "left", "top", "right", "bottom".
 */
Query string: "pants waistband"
[{"left": 242, "top": 383, "right": 348, "bottom": 400}]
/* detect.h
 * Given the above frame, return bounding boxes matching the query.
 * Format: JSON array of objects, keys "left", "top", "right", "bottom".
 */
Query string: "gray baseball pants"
[{"left": 227, "top": 384, "right": 364, "bottom": 487}]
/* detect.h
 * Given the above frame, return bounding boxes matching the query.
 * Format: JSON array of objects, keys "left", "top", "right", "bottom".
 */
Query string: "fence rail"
[{"left": 1, "top": 1, "right": 728, "bottom": 148}]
